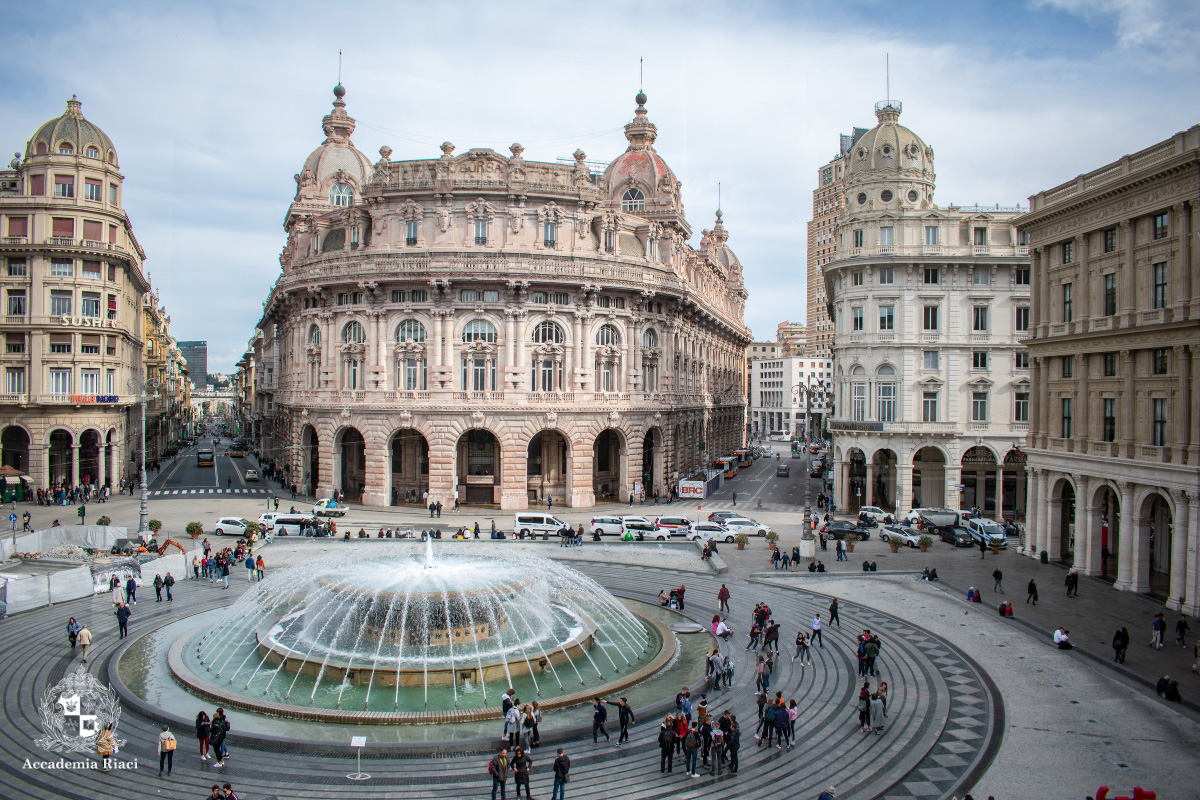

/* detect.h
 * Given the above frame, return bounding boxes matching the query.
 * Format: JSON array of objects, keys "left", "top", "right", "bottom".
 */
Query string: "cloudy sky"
[{"left": 2, "top": 0, "right": 1196, "bottom": 374}]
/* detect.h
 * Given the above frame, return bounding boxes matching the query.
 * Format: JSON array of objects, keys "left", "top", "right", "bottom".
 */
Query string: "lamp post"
[
  {"left": 127, "top": 376, "right": 159, "bottom": 541},
  {"left": 791, "top": 381, "right": 827, "bottom": 531}
]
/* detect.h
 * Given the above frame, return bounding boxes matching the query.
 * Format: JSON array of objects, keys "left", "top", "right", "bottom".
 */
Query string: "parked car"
[
  {"left": 689, "top": 521, "right": 733, "bottom": 542},
  {"left": 257, "top": 512, "right": 281, "bottom": 532},
  {"left": 655, "top": 516, "right": 694, "bottom": 536},
  {"left": 272, "top": 514, "right": 317, "bottom": 537},
  {"left": 821, "top": 520, "right": 869, "bottom": 540},
  {"left": 966, "top": 518, "right": 1009, "bottom": 548},
  {"left": 879, "top": 524, "right": 921, "bottom": 547},
  {"left": 513, "top": 513, "right": 567, "bottom": 537},
  {"left": 940, "top": 526, "right": 974, "bottom": 547},
  {"left": 313, "top": 499, "right": 348, "bottom": 517},
  {"left": 590, "top": 516, "right": 625, "bottom": 536},
  {"left": 708, "top": 511, "right": 740, "bottom": 524},
  {"left": 622, "top": 519, "right": 667, "bottom": 541},
  {"left": 244, "top": 469, "right": 259, "bottom": 481},
  {"left": 776, "top": 464, "right": 790, "bottom": 477},
  {"left": 722, "top": 517, "right": 769, "bottom": 537},
  {"left": 214, "top": 517, "right": 251, "bottom": 536}
]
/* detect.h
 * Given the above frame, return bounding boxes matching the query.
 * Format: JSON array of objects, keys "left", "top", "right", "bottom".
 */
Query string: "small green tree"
[
  {"left": 148, "top": 519, "right": 163, "bottom": 533},
  {"left": 96, "top": 515, "right": 112, "bottom": 526},
  {"left": 185, "top": 521, "right": 204, "bottom": 541}
]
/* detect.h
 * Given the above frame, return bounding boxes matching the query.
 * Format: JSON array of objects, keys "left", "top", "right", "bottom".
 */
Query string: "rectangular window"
[
  {"left": 879, "top": 305, "right": 894, "bottom": 330},
  {"left": 853, "top": 229, "right": 863, "bottom": 248},
  {"left": 530, "top": 291, "right": 547, "bottom": 304},
  {"left": 877, "top": 383, "right": 896, "bottom": 422},
  {"left": 106, "top": 336, "right": 116, "bottom": 356},
  {"left": 85, "top": 179, "right": 102, "bottom": 201},
  {"left": 601, "top": 361, "right": 614, "bottom": 392},
  {"left": 1103, "top": 352, "right": 1117, "bottom": 377},
  {"left": 50, "top": 290, "right": 72, "bottom": 316},
  {"left": 972, "top": 391, "right": 988, "bottom": 421},
  {"left": 391, "top": 290, "right": 407, "bottom": 303},
  {"left": 1152, "top": 262, "right": 1167, "bottom": 309},
  {"left": 1152, "top": 398, "right": 1168, "bottom": 447},
  {"left": 474, "top": 219, "right": 488, "bottom": 245},
  {"left": 923, "top": 350, "right": 939, "bottom": 370},
  {"left": 851, "top": 307, "right": 863, "bottom": 331},
  {"left": 973, "top": 306, "right": 989, "bottom": 331},
  {"left": 879, "top": 227, "right": 893, "bottom": 247},
  {"left": 1153, "top": 212, "right": 1168, "bottom": 240},
  {"left": 81, "top": 335, "right": 100, "bottom": 354},
  {"left": 852, "top": 271, "right": 863, "bottom": 286},
  {"left": 1018, "top": 230, "right": 1029, "bottom": 246},
  {"left": 337, "top": 292, "right": 350, "bottom": 305},
  {"left": 4, "top": 367, "right": 24, "bottom": 395},
  {"left": 81, "top": 292, "right": 100, "bottom": 318},
  {"left": 1061, "top": 398, "right": 1073, "bottom": 438},
  {"left": 972, "top": 350, "right": 989, "bottom": 370},
  {"left": 1102, "top": 398, "right": 1117, "bottom": 442},
  {"left": 1015, "top": 307, "right": 1030, "bottom": 331},
  {"left": 29, "top": 175, "right": 45, "bottom": 196},
  {"left": 5, "top": 333, "right": 24, "bottom": 354},
  {"left": 82, "top": 260, "right": 102, "bottom": 279},
  {"left": 106, "top": 294, "right": 117, "bottom": 319},
  {"left": 1014, "top": 266, "right": 1030, "bottom": 285},
  {"left": 973, "top": 227, "right": 988, "bottom": 246},
  {"left": 50, "top": 368, "right": 71, "bottom": 395},
  {"left": 1062, "top": 241, "right": 1074, "bottom": 264},
  {"left": 106, "top": 370, "right": 116, "bottom": 395},
  {"left": 1062, "top": 355, "right": 1074, "bottom": 378},
  {"left": 1153, "top": 348, "right": 1168, "bottom": 375},
  {"left": 923, "top": 305, "right": 939, "bottom": 330},
  {"left": 1062, "top": 282, "right": 1073, "bottom": 322},
  {"left": 482, "top": 290, "right": 500, "bottom": 303},
  {"left": 924, "top": 266, "right": 939, "bottom": 284},
  {"left": 109, "top": 184, "right": 118, "bottom": 205},
  {"left": 50, "top": 333, "right": 72, "bottom": 354},
  {"left": 1103, "top": 227, "right": 1117, "bottom": 252},
  {"left": 604, "top": 229, "right": 614, "bottom": 252},
  {"left": 6, "top": 289, "right": 25, "bottom": 317},
  {"left": 406, "top": 219, "right": 418, "bottom": 245},
  {"left": 51, "top": 258, "right": 73, "bottom": 277},
  {"left": 973, "top": 265, "right": 990, "bottom": 285},
  {"left": 544, "top": 222, "right": 556, "bottom": 247},
  {"left": 1103, "top": 273, "right": 1117, "bottom": 316},
  {"left": 79, "top": 369, "right": 100, "bottom": 394},
  {"left": 1014, "top": 350, "right": 1029, "bottom": 370},
  {"left": 53, "top": 175, "right": 74, "bottom": 198},
  {"left": 1014, "top": 392, "right": 1029, "bottom": 422},
  {"left": 924, "top": 226, "right": 938, "bottom": 246},
  {"left": 107, "top": 264, "right": 116, "bottom": 281},
  {"left": 851, "top": 382, "right": 866, "bottom": 421},
  {"left": 551, "top": 292, "right": 569, "bottom": 305},
  {"left": 922, "top": 391, "right": 938, "bottom": 422}
]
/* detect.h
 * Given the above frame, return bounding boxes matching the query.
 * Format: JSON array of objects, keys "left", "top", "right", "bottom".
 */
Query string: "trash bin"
[{"left": 1040, "top": 550, "right": 1048, "bottom": 564}]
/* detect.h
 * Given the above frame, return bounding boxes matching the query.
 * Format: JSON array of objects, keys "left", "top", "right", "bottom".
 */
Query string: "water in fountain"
[{"left": 188, "top": 543, "right": 655, "bottom": 715}]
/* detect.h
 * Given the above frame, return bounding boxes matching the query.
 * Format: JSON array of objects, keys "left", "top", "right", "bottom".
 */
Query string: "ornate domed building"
[{"left": 253, "top": 87, "right": 751, "bottom": 508}]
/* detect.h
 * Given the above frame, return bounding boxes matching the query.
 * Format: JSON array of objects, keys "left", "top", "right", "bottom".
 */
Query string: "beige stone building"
[
  {"left": 1015, "top": 124, "right": 1200, "bottom": 613},
  {"left": 0, "top": 97, "right": 151, "bottom": 490},
  {"left": 775, "top": 320, "right": 807, "bottom": 355},
  {"left": 254, "top": 86, "right": 751, "bottom": 508}
]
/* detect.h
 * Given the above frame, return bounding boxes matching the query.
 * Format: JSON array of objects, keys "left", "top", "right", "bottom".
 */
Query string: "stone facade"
[
  {"left": 254, "top": 87, "right": 751, "bottom": 509},
  {"left": 825, "top": 101, "right": 1031, "bottom": 517},
  {"left": 1015, "top": 124, "right": 1200, "bottom": 614}
]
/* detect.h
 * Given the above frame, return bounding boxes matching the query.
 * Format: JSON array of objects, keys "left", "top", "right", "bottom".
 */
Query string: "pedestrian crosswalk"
[{"left": 150, "top": 488, "right": 274, "bottom": 497}]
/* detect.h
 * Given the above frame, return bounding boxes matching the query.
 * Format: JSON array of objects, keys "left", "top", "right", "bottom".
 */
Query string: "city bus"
[
  {"left": 716, "top": 457, "right": 738, "bottom": 479},
  {"left": 734, "top": 449, "right": 753, "bottom": 468},
  {"left": 197, "top": 447, "right": 215, "bottom": 467}
]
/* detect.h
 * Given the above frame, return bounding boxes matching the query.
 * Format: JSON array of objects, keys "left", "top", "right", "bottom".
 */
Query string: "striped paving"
[
  {"left": 0, "top": 560, "right": 999, "bottom": 799},
  {"left": 149, "top": 488, "right": 275, "bottom": 497}
]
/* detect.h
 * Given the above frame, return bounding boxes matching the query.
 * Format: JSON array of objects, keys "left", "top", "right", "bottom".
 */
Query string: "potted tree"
[
  {"left": 888, "top": 536, "right": 900, "bottom": 554},
  {"left": 734, "top": 532, "right": 749, "bottom": 551},
  {"left": 185, "top": 521, "right": 204, "bottom": 545},
  {"left": 845, "top": 532, "right": 858, "bottom": 553},
  {"left": 764, "top": 530, "right": 780, "bottom": 551},
  {"left": 96, "top": 515, "right": 112, "bottom": 527},
  {"left": 918, "top": 535, "right": 933, "bottom": 552}
]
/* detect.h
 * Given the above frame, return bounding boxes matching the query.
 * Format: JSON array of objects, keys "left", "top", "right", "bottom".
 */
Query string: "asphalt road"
[
  {"left": 700, "top": 440, "right": 826, "bottom": 514},
  {"left": 145, "top": 434, "right": 270, "bottom": 498}
]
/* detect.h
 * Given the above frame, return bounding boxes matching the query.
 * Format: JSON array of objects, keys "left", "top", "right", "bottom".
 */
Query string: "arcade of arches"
[
  {"left": 1026, "top": 466, "right": 1199, "bottom": 616},
  {"left": 0, "top": 424, "right": 120, "bottom": 493}
]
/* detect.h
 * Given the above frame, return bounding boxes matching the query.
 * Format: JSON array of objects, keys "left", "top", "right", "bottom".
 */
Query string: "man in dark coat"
[{"left": 114, "top": 602, "right": 131, "bottom": 639}]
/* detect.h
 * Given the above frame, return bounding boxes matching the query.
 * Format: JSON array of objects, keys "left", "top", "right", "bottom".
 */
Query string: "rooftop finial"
[{"left": 333, "top": 50, "right": 346, "bottom": 101}]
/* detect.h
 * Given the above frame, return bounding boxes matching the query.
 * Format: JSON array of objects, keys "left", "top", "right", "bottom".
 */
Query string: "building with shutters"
[{"left": 251, "top": 85, "right": 751, "bottom": 508}]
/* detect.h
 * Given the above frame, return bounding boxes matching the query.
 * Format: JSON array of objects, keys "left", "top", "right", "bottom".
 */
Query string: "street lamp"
[
  {"left": 791, "top": 381, "right": 828, "bottom": 531},
  {"left": 127, "top": 376, "right": 159, "bottom": 541}
]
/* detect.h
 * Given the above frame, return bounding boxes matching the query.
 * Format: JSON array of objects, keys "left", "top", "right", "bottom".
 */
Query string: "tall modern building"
[
  {"left": 825, "top": 100, "right": 1030, "bottom": 517},
  {"left": 0, "top": 96, "right": 150, "bottom": 489},
  {"left": 251, "top": 86, "right": 751, "bottom": 508},
  {"left": 1015, "top": 124, "right": 1199, "bottom": 612},
  {"left": 177, "top": 340, "right": 208, "bottom": 387}
]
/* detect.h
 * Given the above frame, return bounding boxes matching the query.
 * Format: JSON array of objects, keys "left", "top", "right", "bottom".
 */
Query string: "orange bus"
[{"left": 717, "top": 457, "right": 738, "bottom": 479}]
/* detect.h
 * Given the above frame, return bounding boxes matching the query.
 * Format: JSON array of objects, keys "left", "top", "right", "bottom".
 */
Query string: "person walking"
[
  {"left": 550, "top": 748, "right": 569, "bottom": 800},
  {"left": 164, "top": 572, "right": 175, "bottom": 601},
  {"left": 1112, "top": 627, "right": 1130, "bottom": 663},
  {"left": 245, "top": 554, "right": 256, "bottom": 582},
  {"left": 829, "top": 597, "right": 841, "bottom": 628},
  {"left": 992, "top": 567, "right": 1004, "bottom": 593},
  {"left": 1150, "top": 613, "right": 1165, "bottom": 649},
  {"left": 196, "top": 710, "right": 211, "bottom": 762},
  {"left": 1066, "top": 569, "right": 1079, "bottom": 597},
  {"left": 255, "top": 555, "right": 265, "bottom": 581},
  {"left": 157, "top": 724, "right": 177, "bottom": 777},
  {"left": 95, "top": 723, "right": 115, "bottom": 772},
  {"left": 153, "top": 574, "right": 164, "bottom": 602},
  {"left": 717, "top": 584, "right": 730, "bottom": 613},
  {"left": 1175, "top": 614, "right": 1190, "bottom": 647},
  {"left": 511, "top": 746, "right": 532, "bottom": 799},
  {"left": 604, "top": 697, "right": 635, "bottom": 745},
  {"left": 811, "top": 613, "right": 824, "bottom": 648},
  {"left": 731, "top": 491, "right": 737, "bottom": 507},
  {"left": 488, "top": 749, "right": 510, "bottom": 800},
  {"left": 1027, "top": 579, "right": 1038, "bottom": 604},
  {"left": 78, "top": 624, "right": 91, "bottom": 664},
  {"left": 66, "top": 617, "right": 82, "bottom": 651},
  {"left": 793, "top": 631, "right": 811, "bottom": 666},
  {"left": 657, "top": 716, "right": 676, "bottom": 773},
  {"left": 727, "top": 719, "right": 740, "bottom": 775},
  {"left": 125, "top": 575, "right": 137, "bottom": 604},
  {"left": 210, "top": 708, "right": 229, "bottom": 767},
  {"left": 192, "top": 555, "right": 201, "bottom": 580},
  {"left": 591, "top": 697, "right": 609, "bottom": 743},
  {"left": 221, "top": 558, "right": 230, "bottom": 589},
  {"left": 114, "top": 601, "right": 130, "bottom": 639}
]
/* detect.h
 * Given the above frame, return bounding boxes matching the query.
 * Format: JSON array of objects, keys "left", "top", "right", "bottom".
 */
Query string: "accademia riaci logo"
[{"left": 26, "top": 666, "right": 136, "bottom": 771}]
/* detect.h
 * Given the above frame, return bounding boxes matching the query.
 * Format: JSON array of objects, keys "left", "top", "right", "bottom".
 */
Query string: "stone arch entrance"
[
  {"left": 526, "top": 430, "right": 570, "bottom": 506},
  {"left": 48, "top": 429, "right": 73, "bottom": 485},
  {"left": 844, "top": 447, "right": 867, "bottom": 513},
  {"left": 1000, "top": 448, "right": 1028, "bottom": 523},
  {"left": 389, "top": 429, "right": 429, "bottom": 505},
  {"left": 79, "top": 430, "right": 101, "bottom": 487},
  {"left": 457, "top": 428, "right": 500, "bottom": 505},
  {"left": 302, "top": 424, "right": 319, "bottom": 497},
  {"left": 871, "top": 449, "right": 898, "bottom": 511},
  {"left": 592, "top": 428, "right": 626, "bottom": 501},
  {"left": 105, "top": 428, "right": 118, "bottom": 488},
  {"left": 912, "top": 447, "right": 945, "bottom": 509},
  {"left": 1140, "top": 492, "right": 1173, "bottom": 597},
  {"left": 642, "top": 427, "right": 664, "bottom": 499},
  {"left": 338, "top": 428, "right": 366, "bottom": 502},
  {"left": 2, "top": 426, "right": 29, "bottom": 472},
  {"left": 1052, "top": 478, "right": 1076, "bottom": 562},
  {"left": 1092, "top": 483, "right": 1120, "bottom": 579}
]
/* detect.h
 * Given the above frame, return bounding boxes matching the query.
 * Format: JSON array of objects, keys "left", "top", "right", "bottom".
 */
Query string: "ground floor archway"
[
  {"left": 526, "top": 429, "right": 570, "bottom": 506},
  {"left": 642, "top": 427, "right": 664, "bottom": 500},
  {"left": 457, "top": 428, "right": 500, "bottom": 505},
  {"left": 593, "top": 428, "right": 626, "bottom": 501},
  {"left": 912, "top": 447, "right": 945, "bottom": 509},
  {"left": 390, "top": 429, "right": 429, "bottom": 505},
  {"left": 48, "top": 429, "right": 73, "bottom": 486},
  {"left": 1141, "top": 492, "right": 1173, "bottom": 597},
  {"left": 79, "top": 429, "right": 101, "bottom": 487},
  {"left": 302, "top": 424, "right": 319, "bottom": 497},
  {"left": 961, "top": 445, "right": 999, "bottom": 517},
  {"left": 870, "top": 449, "right": 898, "bottom": 511},
  {"left": 2, "top": 426, "right": 29, "bottom": 473}
]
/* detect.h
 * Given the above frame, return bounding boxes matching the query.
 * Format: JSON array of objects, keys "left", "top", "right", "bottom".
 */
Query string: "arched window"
[
  {"left": 308, "top": 326, "right": 321, "bottom": 346},
  {"left": 642, "top": 329, "right": 658, "bottom": 349},
  {"left": 533, "top": 321, "right": 564, "bottom": 344},
  {"left": 876, "top": 364, "right": 896, "bottom": 422},
  {"left": 329, "top": 183, "right": 352, "bottom": 206},
  {"left": 596, "top": 325, "right": 620, "bottom": 346},
  {"left": 396, "top": 319, "right": 426, "bottom": 342},
  {"left": 462, "top": 319, "right": 497, "bottom": 343},
  {"left": 343, "top": 321, "right": 366, "bottom": 343},
  {"left": 36, "top": 142, "right": 47, "bottom": 155},
  {"left": 58, "top": 142, "right": 74, "bottom": 155},
  {"left": 621, "top": 188, "right": 645, "bottom": 212},
  {"left": 85, "top": 146, "right": 100, "bottom": 159}
]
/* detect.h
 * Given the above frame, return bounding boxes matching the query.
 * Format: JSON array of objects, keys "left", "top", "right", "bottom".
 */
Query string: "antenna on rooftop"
[
  {"left": 338, "top": 49, "right": 343, "bottom": 83},
  {"left": 639, "top": 57, "right": 643, "bottom": 92},
  {"left": 886, "top": 53, "right": 890, "bottom": 102}
]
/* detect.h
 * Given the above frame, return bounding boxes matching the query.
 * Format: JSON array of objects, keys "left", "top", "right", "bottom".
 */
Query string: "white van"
[
  {"left": 273, "top": 513, "right": 316, "bottom": 537},
  {"left": 513, "top": 513, "right": 567, "bottom": 537}
]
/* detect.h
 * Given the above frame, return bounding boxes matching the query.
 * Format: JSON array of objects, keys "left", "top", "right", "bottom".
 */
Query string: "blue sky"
[{"left": 2, "top": 0, "right": 1196, "bottom": 372}]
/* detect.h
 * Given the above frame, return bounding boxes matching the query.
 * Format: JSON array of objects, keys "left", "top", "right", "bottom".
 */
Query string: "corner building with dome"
[{"left": 254, "top": 87, "right": 751, "bottom": 509}]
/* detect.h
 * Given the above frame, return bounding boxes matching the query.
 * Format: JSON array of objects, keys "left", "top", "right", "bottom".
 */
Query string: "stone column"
[
  {"left": 499, "top": 435, "right": 527, "bottom": 511},
  {"left": 1035, "top": 468, "right": 1049, "bottom": 556},
  {"left": 1121, "top": 349, "right": 1136, "bottom": 458},
  {"left": 70, "top": 445, "right": 79, "bottom": 486},
  {"left": 1023, "top": 468, "right": 1039, "bottom": 556},
  {"left": 1176, "top": 345, "right": 1192, "bottom": 465},
  {"left": 1122, "top": 218, "right": 1137, "bottom": 327},
  {"left": 569, "top": 430, "right": 595, "bottom": 507},
  {"left": 1032, "top": 247, "right": 1046, "bottom": 336},
  {"left": 1188, "top": 200, "right": 1200, "bottom": 321},
  {"left": 98, "top": 443, "right": 106, "bottom": 488},
  {"left": 1046, "top": 478, "right": 1062, "bottom": 562},
  {"left": 865, "top": 463, "right": 875, "bottom": 507},
  {"left": 362, "top": 431, "right": 388, "bottom": 506},
  {"left": 1173, "top": 202, "right": 1191, "bottom": 321},
  {"left": 1077, "top": 233, "right": 1090, "bottom": 332},
  {"left": 898, "top": 453, "right": 913, "bottom": 514},
  {"left": 945, "top": 465, "right": 961, "bottom": 511},
  {"left": 1185, "top": 492, "right": 1200, "bottom": 617},
  {"left": 571, "top": 314, "right": 583, "bottom": 390},
  {"left": 1191, "top": 345, "right": 1200, "bottom": 466},
  {"left": 838, "top": 459, "right": 849, "bottom": 510},
  {"left": 581, "top": 315, "right": 593, "bottom": 392},
  {"left": 426, "top": 430, "right": 456, "bottom": 511},
  {"left": 1168, "top": 489, "right": 1190, "bottom": 610},
  {"left": 1115, "top": 481, "right": 1136, "bottom": 591},
  {"left": 432, "top": 313, "right": 444, "bottom": 368}
]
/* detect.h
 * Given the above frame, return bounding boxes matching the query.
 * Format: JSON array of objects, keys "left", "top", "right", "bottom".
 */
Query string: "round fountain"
[{"left": 165, "top": 541, "right": 673, "bottom": 724}]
